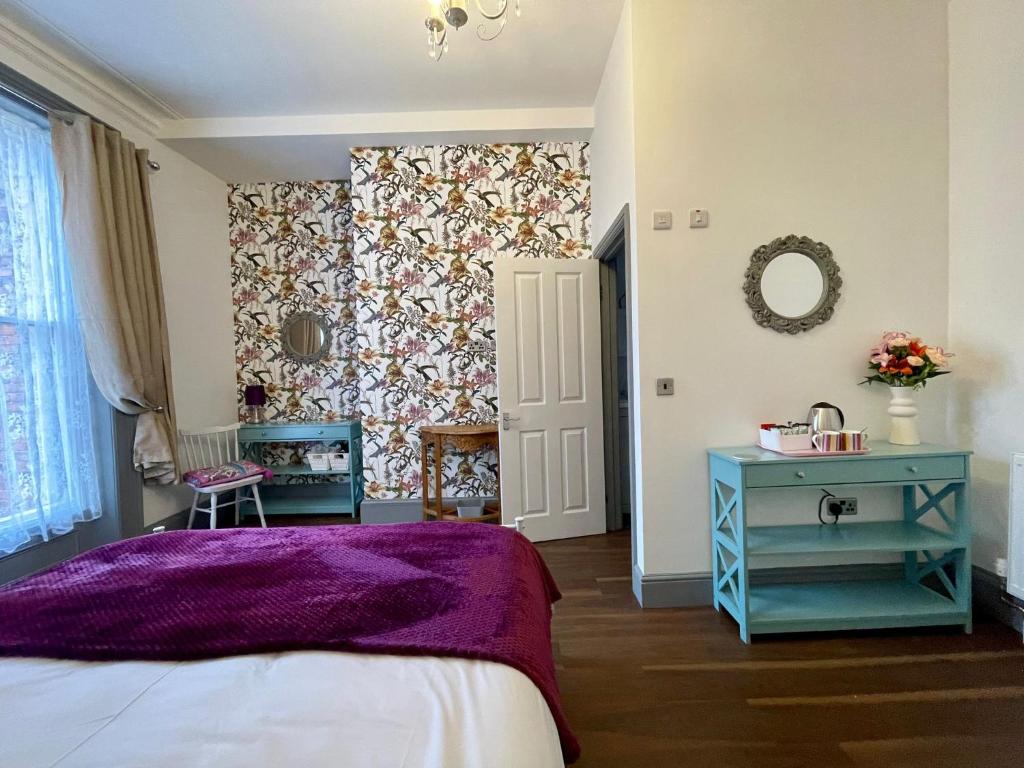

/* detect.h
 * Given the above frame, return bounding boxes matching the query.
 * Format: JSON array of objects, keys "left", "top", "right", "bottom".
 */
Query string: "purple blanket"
[{"left": 0, "top": 523, "right": 579, "bottom": 763}]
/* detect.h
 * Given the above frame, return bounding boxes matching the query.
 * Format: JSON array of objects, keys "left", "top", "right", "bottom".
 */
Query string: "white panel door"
[{"left": 495, "top": 258, "right": 606, "bottom": 542}]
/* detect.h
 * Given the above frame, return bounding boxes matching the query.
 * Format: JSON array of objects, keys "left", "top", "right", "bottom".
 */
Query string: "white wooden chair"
[{"left": 179, "top": 423, "right": 268, "bottom": 529}]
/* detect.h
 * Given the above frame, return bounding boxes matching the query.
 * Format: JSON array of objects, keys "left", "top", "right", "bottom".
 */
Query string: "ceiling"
[{"left": 0, "top": 0, "right": 625, "bottom": 119}]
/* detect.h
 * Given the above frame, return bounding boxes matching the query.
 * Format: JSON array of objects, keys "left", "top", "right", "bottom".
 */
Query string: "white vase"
[{"left": 887, "top": 385, "right": 920, "bottom": 445}]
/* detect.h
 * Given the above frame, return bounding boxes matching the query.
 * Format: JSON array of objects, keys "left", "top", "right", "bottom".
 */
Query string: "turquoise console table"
[
  {"left": 238, "top": 420, "right": 363, "bottom": 518},
  {"left": 707, "top": 443, "right": 971, "bottom": 643}
]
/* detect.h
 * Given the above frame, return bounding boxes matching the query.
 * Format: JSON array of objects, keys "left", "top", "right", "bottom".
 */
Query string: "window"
[{"left": 0, "top": 94, "right": 101, "bottom": 554}]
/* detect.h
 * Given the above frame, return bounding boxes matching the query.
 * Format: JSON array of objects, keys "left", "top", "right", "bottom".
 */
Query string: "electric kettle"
[{"left": 807, "top": 402, "right": 844, "bottom": 434}]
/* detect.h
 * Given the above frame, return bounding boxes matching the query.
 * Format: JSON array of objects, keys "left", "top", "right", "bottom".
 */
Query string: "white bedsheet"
[{"left": 0, "top": 652, "right": 564, "bottom": 768}]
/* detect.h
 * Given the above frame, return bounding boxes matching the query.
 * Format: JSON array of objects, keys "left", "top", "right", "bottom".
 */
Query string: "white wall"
[
  {"left": 629, "top": 0, "right": 950, "bottom": 577},
  {"left": 948, "top": 0, "right": 1024, "bottom": 572},
  {"left": 589, "top": 0, "right": 635, "bottom": 248},
  {"left": 589, "top": 0, "right": 646, "bottom": 563},
  {"left": 0, "top": 42, "right": 235, "bottom": 526}
]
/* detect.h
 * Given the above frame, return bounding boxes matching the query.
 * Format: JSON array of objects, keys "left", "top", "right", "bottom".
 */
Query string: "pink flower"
[
  {"left": 398, "top": 199, "right": 424, "bottom": 217},
  {"left": 406, "top": 404, "right": 431, "bottom": 423},
  {"left": 906, "top": 355, "right": 925, "bottom": 367},
  {"left": 467, "top": 231, "right": 494, "bottom": 251},
  {"left": 870, "top": 352, "right": 893, "bottom": 367},
  {"left": 466, "top": 161, "right": 491, "bottom": 181},
  {"left": 467, "top": 300, "right": 494, "bottom": 320},
  {"left": 926, "top": 346, "right": 951, "bottom": 366}
]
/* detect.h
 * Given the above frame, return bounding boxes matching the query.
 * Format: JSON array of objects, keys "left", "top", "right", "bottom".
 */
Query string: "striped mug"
[{"left": 813, "top": 429, "right": 868, "bottom": 452}]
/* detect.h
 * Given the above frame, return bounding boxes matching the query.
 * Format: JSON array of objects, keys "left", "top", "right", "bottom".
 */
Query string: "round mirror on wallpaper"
[
  {"left": 281, "top": 311, "right": 332, "bottom": 364},
  {"left": 743, "top": 234, "right": 841, "bottom": 334}
]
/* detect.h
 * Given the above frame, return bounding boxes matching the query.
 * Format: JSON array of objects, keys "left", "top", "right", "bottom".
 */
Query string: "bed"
[{"left": 0, "top": 523, "right": 576, "bottom": 767}]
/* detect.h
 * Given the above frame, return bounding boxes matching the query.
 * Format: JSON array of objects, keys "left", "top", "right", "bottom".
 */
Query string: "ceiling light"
[{"left": 424, "top": 0, "right": 522, "bottom": 61}]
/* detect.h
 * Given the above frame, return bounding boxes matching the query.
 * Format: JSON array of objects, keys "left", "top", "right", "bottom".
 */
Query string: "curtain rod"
[{"left": 0, "top": 81, "right": 160, "bottom": 172}]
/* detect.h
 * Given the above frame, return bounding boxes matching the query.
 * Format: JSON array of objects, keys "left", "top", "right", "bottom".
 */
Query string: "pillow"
[{"left": 183, "top": 460, "right": 273, "bottom": 489}]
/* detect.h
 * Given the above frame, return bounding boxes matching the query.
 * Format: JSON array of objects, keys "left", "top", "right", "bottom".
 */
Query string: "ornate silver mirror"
[
  {"left": 743, "top": 234, "right": 841, "bottom": 334},
  {"left": 281, "top": 311, "right": 332, "bottom": 363}
]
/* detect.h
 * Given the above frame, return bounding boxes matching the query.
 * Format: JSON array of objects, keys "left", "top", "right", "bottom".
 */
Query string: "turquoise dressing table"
[
  {"left": 707, "top": 443, "right": 972, "bottom": 643},
  {"left": 238, "top": 420, "right": 363, "bottom": 518}
]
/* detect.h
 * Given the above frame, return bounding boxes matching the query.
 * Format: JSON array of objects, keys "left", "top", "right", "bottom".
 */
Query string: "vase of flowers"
[{"left": 861, "top": 331, "right": 952, "bottom": 445}]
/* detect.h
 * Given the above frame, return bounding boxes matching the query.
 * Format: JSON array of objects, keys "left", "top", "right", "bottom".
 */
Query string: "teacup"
[
  {"left": 812, "top": 430, "right": 842, "bottom": 452},
  {"left": 813, "top": 429, "right": 868, "bottom": 452},
  {"left": 840, "top": 429, "right": 868, "bottom": 451}
]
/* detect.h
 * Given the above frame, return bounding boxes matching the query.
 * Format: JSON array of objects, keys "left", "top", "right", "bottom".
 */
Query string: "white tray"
[{"left": 757, "top": 442, "right": 871, "bottom": 458}]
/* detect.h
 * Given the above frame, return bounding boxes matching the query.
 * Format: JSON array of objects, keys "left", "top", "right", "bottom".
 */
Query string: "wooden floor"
[{"left": 535, "top": 530, "right": 1024, "bottom": 768}]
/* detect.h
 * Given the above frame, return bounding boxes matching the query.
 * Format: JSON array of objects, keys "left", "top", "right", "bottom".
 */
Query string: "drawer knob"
[
  {"left": 260, "top": 431, "right": 268, "bottom": 437},
  {"left": 908, "top": 465, "right": 918, "bottom": 473},
  {"left": 795, "top": 471, "right": 806, "bottom": 479}
]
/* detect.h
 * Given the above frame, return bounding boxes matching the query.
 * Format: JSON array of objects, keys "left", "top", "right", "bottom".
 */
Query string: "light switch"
[
  {"left": 652, "top": 210, "right": 673, "bottom": 230},
  {"left": 689, "top": 209, "right": 709, "bottom": 228},
  {"left": 656, "top": 378, "right": 674, "bottom": 396}
]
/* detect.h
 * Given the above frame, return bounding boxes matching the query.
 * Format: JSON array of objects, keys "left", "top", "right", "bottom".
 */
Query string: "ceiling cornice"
[
  {"left": 157, "top": 107, "right": 595, "bottom": 140},
  {"left": 0, "top": 10, "right": 181, "bottom": 137}
]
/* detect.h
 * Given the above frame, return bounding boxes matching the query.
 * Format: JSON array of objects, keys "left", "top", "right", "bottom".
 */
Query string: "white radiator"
[{"left": 1009, "top": 453, "right": 1024, "bottom": 601}]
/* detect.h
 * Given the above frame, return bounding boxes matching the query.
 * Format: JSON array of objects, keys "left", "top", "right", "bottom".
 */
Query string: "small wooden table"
[{"left": 420, "top": 423, "right": 501, "bottom": 523}]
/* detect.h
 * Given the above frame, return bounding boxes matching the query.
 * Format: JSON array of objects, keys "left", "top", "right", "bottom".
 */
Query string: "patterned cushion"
[{"left": 182, "top": 460, "right": 272, "bottom": 489}]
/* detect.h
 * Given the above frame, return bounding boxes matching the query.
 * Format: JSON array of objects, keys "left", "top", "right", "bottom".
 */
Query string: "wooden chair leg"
[
  {"left": 234, "top": 489, "right": 241, "bottom": 526},
  {"left": 252, "top": 484, "right": 268, "bottom": 529},
  {"left": 209, "top": 491, "right": 218, "bottom": 529},
  {"left": 187, "top": 491, "right": 199, "bottom": 530}
]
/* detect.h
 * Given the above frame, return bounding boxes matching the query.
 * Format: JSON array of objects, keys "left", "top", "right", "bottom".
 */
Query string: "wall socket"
[
  {"left": 466, "top": 339, "right": 494, "bottom": 354},
  {"left": 656, "top": 378, "right": 674, "bottom": 396},
  {"left": 827, "top": 497, "right": 858, "bottom": 516}
]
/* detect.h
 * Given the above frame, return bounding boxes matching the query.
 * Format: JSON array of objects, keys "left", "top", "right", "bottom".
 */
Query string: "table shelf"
[
  {"left": 253, "top": 495, "right": 359, "bottom": 516},
  {"left": 423, "top": 503, "right": 501, "bottom": 524},
  {"left": 745, "top": 521, "right": 962, "bottom": 555},
  {"left": 748, "top": 580, "right": 967, "bottom": 635},
  {"left": 267, "top": 465, "right": 351, "bottom": 477}
]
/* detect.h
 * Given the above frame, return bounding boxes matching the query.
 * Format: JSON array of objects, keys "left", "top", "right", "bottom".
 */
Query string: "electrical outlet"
[
  {"left": 689, "top": 208, "right": 709, "bottom": 228},
  {"left": 827, "top": 498, "right": 858, "bottom": 516},
  {"left": 466, "top": 339, "right": 493, "bottom": 354},
  {"left": 656, "top": 378, "right": 674, "bottom": 396}
]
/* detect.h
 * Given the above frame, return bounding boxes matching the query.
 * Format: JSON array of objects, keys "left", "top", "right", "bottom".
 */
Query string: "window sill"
[{"left": 0, "top": 527, "right": 73, "bottom": 561}]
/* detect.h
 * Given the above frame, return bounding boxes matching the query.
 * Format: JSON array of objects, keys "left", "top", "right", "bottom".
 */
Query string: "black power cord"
[{"left": 818, "top": 489, "right": 840, "bottom": 525}]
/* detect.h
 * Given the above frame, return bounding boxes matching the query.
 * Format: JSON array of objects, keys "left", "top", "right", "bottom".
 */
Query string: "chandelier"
[{"left": 424, "top": 0, "right": 522, "bottom": 61}]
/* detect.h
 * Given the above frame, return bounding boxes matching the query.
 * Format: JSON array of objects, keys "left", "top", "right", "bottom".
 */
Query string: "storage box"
[
  {"left": 305, "top": 453, "right": 331, "bottom": 471},
  {"left": 456, "top": 498, "right": 485, "bottom": 518},
  {"left": 758, "top": 428, "right": 813, "bottom": 453},
  {"left": 329, "top": 452, "right": 350, "bottom": 472}
]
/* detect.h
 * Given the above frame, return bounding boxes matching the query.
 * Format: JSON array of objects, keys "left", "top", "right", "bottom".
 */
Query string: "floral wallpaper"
[
  {"left": 229, "top": 180, "right": 357, "bottom": 421},
  {"left": 350, "top": 142, "right": 591, "bottom": 499},
  {"left": 228, "top": 143, "right": 592, "bottom": 501}
]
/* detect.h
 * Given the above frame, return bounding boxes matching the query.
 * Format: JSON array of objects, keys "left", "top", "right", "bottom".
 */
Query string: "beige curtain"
[{"left": 49, "top": 115, "right": 179, "bottom": 484}]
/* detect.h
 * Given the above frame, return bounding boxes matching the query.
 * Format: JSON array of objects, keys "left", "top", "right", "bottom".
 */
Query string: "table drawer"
[
  {"left": 238, "top": 423, "right": 354, "bottom": 442},
  {"left": 745, "top": 455, "right": 966, "bottom": 488}
]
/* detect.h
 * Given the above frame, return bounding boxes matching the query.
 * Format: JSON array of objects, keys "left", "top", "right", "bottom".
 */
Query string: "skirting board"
[
  {"left": 145, "top": 507, "right": 192, "bottom": 533},
  {"left": 361, "top": 497, "right": 499, "bottom": 525},
  {"left": 633, "top": 562, "right": 906, "bottom": 609},
  {"left": 973, "top": 565, "right": 1024, "bottom": 635}
]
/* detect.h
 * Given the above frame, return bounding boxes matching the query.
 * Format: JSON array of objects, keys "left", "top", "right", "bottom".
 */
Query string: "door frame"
[
  {"left": 594, "top": 205, "right": 638, "bottom": 565},
  {"left": 599, "top": 247, "right": 624, "bottom": 532}
]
